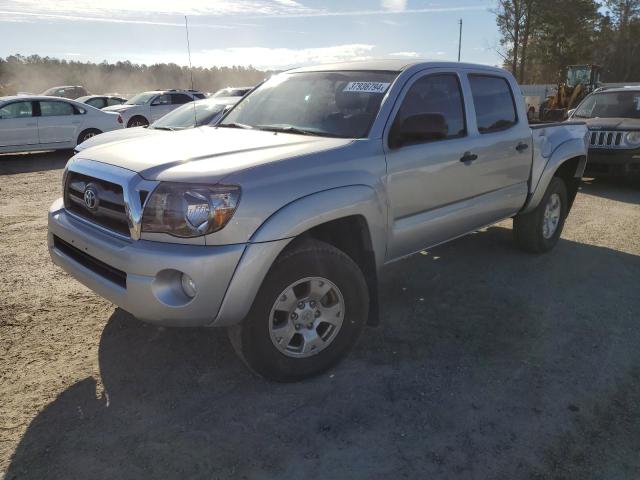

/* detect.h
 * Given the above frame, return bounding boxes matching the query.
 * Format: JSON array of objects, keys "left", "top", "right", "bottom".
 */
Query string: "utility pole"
[{"left": 458, "top": 18, "right": 463, "bottom": 62}]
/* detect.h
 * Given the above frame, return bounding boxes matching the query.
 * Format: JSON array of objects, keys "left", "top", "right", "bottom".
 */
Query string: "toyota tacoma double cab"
[{"left": 48, "top": 60, "right": 588, "bottom": 381}]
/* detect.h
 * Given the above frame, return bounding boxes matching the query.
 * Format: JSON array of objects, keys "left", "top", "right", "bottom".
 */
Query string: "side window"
[
  {"left": 151, "top": 94, "right": 171, "bottom": 106},
  {"left": 0, "top": 101, "right": 34, "bottom": 119},
  {"left": 107, "top": 98, "right": 125, "bottom": 106},
  {"left": 39, "top": 101, "right": 75, "bottom": 117},
  {"left": 468, "top": 75, "right": 517, "bottom": 133},
  {"left": 86, "top": 98, "right": 105, "bottom": 108},
  {"left": 391, "top": 73, "right": 466, "bottom": 146},
  {"left": 171, "top": 93, "right": 192, "bottom": 105}
]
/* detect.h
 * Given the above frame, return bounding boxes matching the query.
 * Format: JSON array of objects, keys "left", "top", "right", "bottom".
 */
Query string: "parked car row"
[
  {"left": 74, "top": 96, "right": 241, "bottom": 152},
  {"left": 0, "top": 85, "right": 250, "bottom": 154}
]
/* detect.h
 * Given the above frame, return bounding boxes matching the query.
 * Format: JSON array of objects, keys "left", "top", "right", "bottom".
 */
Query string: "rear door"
[
  {"left": 463, "top": 72, "right": 531, "bottom": 209},
  {"left": 37, "top": 100, "right": 80, "bottom": 144},
  {"left": 0, "top": 100, "right": 39, "bottom": 148}
]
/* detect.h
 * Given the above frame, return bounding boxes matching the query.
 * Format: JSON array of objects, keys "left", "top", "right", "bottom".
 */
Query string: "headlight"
[
  {"left": 141, "top": 183, "right": 240, "bottom": 237},
  {"left": 626, "top": 131, "right": 640, "bottom": 146}
]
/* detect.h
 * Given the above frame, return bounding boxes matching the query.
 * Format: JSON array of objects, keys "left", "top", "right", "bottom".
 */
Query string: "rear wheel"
[
  {"left": 127, "top": 116, "right": 149, "bottom": 128},
  {"left": 228, "top": 239, "right": 369, "bottom": 382},
  {"left": 513, "top": 177, "right": 568, "bottom": 253},
  {"left": 77, "top": 128, "right": 102, "bottom": 145}
]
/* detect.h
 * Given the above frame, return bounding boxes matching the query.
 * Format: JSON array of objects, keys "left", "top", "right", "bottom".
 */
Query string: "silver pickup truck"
[{"left": 48, "top": 60, "right": 588, "bottom": 381}]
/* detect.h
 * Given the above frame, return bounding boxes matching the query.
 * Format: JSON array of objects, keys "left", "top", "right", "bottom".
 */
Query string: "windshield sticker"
[{"left": 343, "top": 82, "right": 390, "bottom": 94}]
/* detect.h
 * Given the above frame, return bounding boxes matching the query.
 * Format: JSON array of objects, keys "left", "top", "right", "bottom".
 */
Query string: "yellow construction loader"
[{"left": 540, "top": 65, "right": 602, "bottom": 121}]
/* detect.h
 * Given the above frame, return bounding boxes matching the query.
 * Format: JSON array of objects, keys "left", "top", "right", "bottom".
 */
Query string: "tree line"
[
  {"left": 0, "top": 55, "right": 271, "bottom": 97},
  {"left": 496, "top": 0, "right": 640, "bottom": 83}
]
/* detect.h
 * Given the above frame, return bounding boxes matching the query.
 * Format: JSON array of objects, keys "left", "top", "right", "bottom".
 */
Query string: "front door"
[
  {"left": 0, "top": 100, "right": 39, "bottom": 148},
  {"left": 149, "top": 94, "right": 174, "bottom": 122},
  {"left": 385, "top": 71, "right": 480, "bottom": 259}
]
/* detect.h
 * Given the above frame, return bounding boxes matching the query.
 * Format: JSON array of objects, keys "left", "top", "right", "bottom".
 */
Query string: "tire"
[
  {"left": 228, "top": 239, "right": 369, "bottom": 382},
  {"left": 127, "top": 116, "right": 149, "bottom": 128},
  {"left": 77, "top": 128, "right": 102, "bottom": 145},
  {"left": 513, "top": 177, "right": 568, "bottom": 253}
]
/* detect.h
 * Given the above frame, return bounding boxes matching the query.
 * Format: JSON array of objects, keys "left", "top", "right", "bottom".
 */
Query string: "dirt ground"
[{"left": 1, "top": 150, "right": 639, "bottom": 480}]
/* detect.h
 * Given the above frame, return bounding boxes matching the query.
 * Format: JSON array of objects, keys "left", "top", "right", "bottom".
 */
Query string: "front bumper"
[
  {"left": 586, "top": 148, "right": 640, "bottom": 177},
  {"left": 48, "top": 198, "right": 245, "bottom": 327}
]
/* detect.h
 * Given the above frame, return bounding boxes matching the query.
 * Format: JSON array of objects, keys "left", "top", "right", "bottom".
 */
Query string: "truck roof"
[{"left": 288, "top": 59, "right": 507, "bottom": 75}]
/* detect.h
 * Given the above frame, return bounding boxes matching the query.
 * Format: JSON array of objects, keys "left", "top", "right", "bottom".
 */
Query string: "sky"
[{"left": 0, "top": 0, "right": 502, "bottom": 70}]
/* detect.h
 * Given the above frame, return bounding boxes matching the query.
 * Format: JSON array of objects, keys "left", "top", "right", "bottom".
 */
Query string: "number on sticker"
[{"left": 343, "top": 82, "right": 391, "bottom": 94}]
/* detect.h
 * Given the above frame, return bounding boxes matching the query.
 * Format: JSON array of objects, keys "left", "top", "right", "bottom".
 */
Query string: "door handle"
[
  {"left": 460, "top": 152, "right": 478, "bottom": 163},
  {"left": 516, "top": 142, "right": 529, "bottom": 152}
]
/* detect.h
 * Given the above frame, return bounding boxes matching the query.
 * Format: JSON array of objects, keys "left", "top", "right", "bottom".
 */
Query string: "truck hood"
[
  {"left": 102, "top": 104, "right": 137, "bottom": 113},
  {"left": 76, "top": 126, "right": 161, "bottom": 152},
  {"left": 582, "top": 117, "right": 640, "bottom": 130},
  {"left": 75, "top": 126, "right": 353, "bottom": 183}
]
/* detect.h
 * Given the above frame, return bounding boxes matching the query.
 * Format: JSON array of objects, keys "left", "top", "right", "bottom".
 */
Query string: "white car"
[
  {"left": 75, "top": 96, "right": 239, "bottom": 153},
  {"left": 211, "top": 86, "right": 253, "bottom": 100},
  {"left": 103, "top": 89, "right": 205, "bottom": 128},
  {"left": 0, "top": 95, "right": 124, "bottom": 154}
]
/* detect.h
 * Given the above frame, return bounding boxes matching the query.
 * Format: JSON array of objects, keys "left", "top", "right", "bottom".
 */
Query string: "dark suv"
[
  {"left": 41, "top": 85, "right": 89, "bottom": 99},
  {"left": 571, "top": 86, "right": 640, "bottom": 181}
]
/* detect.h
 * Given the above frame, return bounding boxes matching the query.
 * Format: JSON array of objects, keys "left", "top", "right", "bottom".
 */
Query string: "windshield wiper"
[
  {"left": 218, "top": 122, "right": 253, "bottom": 130},
  {"left": 151, "top": 126, "right": 175, "bottom": 131},
  {"left": 255, "top": 125, "right": 331, "bottom": 137}
]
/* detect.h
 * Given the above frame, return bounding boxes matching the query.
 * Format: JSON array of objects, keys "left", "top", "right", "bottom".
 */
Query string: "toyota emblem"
[{"left": 83, "top": 185, "right": 99, "bottom": 211}]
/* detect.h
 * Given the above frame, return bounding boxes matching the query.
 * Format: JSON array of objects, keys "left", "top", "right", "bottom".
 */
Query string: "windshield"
[
  {"left": 151, "top": 101, "right": 228, "bottom": 130},
  {"left": 213, "top": 88, "right": 250, "bottom": 98},
  {"left": 566, "top": 67, "right": 592, "bottom": 88},
  {"left": 125, "top": 92, "right": 156, "bottom": 105},
  {"left": 573, "top": 91, "right": 640, "bottom": 119},
  {"left": 220, "top": 71, "right": 398, "bottom": 138}
]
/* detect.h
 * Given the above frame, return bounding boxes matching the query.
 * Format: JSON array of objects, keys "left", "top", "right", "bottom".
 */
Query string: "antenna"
[
  {"left": 185, "top": 15, "right": 195, "bottom": 90},
  {"left": 457, "top": 19, "right": 463, "bottom": 62},
  {"left": 184, "top": 15, "right": 197, "bottom": 127}
]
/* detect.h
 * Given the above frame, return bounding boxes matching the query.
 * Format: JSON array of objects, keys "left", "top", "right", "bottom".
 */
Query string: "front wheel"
[
  {"left": 513, "top": 177, "right": 568, "bottom": 253},
  {"left": 228, "top": 239, "right": 369, "bottom": 382}
]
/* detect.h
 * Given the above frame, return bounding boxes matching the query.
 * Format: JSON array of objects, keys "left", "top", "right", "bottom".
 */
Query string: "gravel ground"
[{"left": 1, "top": 151, "right": 639, "bottom": 479}]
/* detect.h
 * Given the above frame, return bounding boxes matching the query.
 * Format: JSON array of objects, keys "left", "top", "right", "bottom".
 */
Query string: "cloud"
[
  {"left": 115, "top": 44, "right": 378, "bottom": 70},
  {"left": 389, "top": 51, "right": 419, "bottom": 58},
  {"left": 191, "top": 44, "right": 376, "bottom": 69},
  {"left": 0, "top": 0, "right": 487, "bottom": 25},
  {"left": 381, "top": 0, "right": 408, "bottom": 12}
]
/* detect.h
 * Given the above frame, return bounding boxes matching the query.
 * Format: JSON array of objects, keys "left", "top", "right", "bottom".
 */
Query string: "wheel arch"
[
  {"left": 522, "top": 138, "right": 586, "bottom": 214},
  {"left": 212, "top": 186, "right": 387, "bottom": 327}
]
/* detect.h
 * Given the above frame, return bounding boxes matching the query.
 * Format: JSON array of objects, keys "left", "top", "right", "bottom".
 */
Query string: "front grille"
[
  {"left": 589, "top": 130, "right": 626, "bottom": 149},
  {"left": 64, "top": 171, "right": 130, "bottom": 237},
  {"left": 53, "top": 236, "right": 127, "bottom": 288}
]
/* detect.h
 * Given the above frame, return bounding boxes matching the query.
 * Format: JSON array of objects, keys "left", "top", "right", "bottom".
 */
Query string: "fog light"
[{"left": 181, "top": 273, "right": 197, "bottom": 298}]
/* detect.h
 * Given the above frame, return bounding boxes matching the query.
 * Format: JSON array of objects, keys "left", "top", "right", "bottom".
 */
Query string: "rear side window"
[
  {"left": 469, "top": 75, "right": 517, "bottom": 133},
  {"left": 152, "top": 94, "right": 171, "bottom": 106},
  {"left": 393, "top": 73, "right": 466, "bottom": 143},
  {"left": 0, "top": 101, "right": 34, "bottom": 118},
  {"left": 86, "top": 98, "right": 105, "bottom": 108},
  {"left": 107, "top": 97, "right": 125, "bottom": 106},
  {"left": 39, "top": 101, "right": 75, "bottom": 116},
  {"left": 193, "top": 93, "right": 206, "bottom": 99},
  {"left": 171, "top": 94, "right": 192, "bottom": 105}
]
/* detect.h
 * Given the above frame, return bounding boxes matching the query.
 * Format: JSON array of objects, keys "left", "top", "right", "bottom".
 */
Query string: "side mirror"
[
  {"left": 389, "top": 113, "right": 448, "bottom": 149},
  {"left": 566, "top": 108, "right": 576, "bottom": 118}
]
